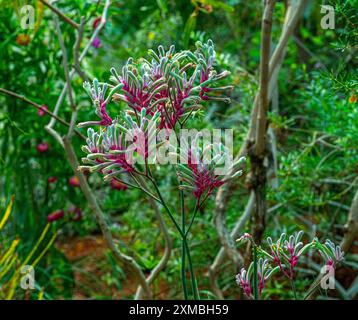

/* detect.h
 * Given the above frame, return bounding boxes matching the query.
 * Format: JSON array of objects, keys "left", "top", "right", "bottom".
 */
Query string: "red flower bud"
[
  {"left": 47, "top": 210, "right": 64, "bottom": 222},
  {"left": 92, "top": 37, "right": 101, "bottom": 49},
  {"left": 16, "top": 34, "right": 31, "bottom": 46},
  {"left": 37, "top": 142, "right": 49, "bottom": 153},
  {"left": 68, "top": 206, "right": 82, "bottom": 221},
  {"left": 93, "top": 17, "right": 102, "bottom": 29},
  {"left": 69, "top": 176, "right": 80, "bottom": 187},
  {"left": 48, "top": 176, "right": 57, "bottom": 184},
  {"left": 38, "top": 105, "right": 48, "bottom": 117}
]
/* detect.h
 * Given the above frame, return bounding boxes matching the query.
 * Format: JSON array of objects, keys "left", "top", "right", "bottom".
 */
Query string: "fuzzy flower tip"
[
  {"left": 79, "top": 40, "right": 231, "bottom": 131},
  {"left": 318, "top": 239, "right": 344, "bottom": 272},
  {"left": 176, "top": 136, "right": 245, "bottom": 201},
  {"left": 236, "top": 233, "right": 252, "bottom": 243},
  {"left": 236, "top": 268, "right": 252, "bottom": 298},
  {"left": 78, "top": 79, "right": 113, "bottom": 128},
  {"left": 79, "top": 109, "right": 159, "bottom": 182},
  {"left": 266, "top": 231, "right": 314, "bottom": 279},
  {"left": 236, "top": 258, "right": 275, "bottom": 299}
]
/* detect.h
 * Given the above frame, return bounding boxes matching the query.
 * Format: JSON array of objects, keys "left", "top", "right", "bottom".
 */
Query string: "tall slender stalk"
[
  {"left": 149, "top": 175, "right": 199, "bottom": 299},
  {"left": 290, "top": 278, "right": 298, "bottom": 300},
  {"left": 180, "top": 189, "right": 189, "bottom": 300},
  {"left": 253, "top": 244, "right": 259, "bottom": 300}
]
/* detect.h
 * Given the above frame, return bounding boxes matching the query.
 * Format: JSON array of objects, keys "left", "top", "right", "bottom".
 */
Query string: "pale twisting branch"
[
  {"left": 72, "top": 17, "right": 87, "bottom": 82},
  {"left": 341, "top": 189, "right": 358, "bottom": 253},
  {"left": 254, "top": 0, "right": 275, "bottom": 156},
  {"left": 79, "top": 0, "right": 110, "bottom": 62},
  {"left": 67, "top": 18, "right": 86, "bottom": 139},
  {"left": 249, "top": 0, "right": 275, "bottom": 243}
]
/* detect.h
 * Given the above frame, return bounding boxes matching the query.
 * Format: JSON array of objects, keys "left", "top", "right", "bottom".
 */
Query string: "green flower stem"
[
  {"left": 185, "top": 202, "right": 199, "bottom": 237},
  {"left": 180, "top": 189, "right": 189, "bottom": 300},
  {"left": 290, "top": 278, "right": 298, "bottom": 300},
  {"left": 186, "top": 193, "right": 210, "bottom": 236},
  {"left": 253, "top": 244, "right": 259, "bottom": 300},
  {"left": 149, "top": 175, "right": 199, "bottom": 300}
]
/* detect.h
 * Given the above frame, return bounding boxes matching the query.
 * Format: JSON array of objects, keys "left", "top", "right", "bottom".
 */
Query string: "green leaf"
[{"left": 183, "top": 11, "right": 198, "bottom": 48}]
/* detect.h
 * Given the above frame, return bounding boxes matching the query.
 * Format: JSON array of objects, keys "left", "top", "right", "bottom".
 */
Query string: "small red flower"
[
  {"left": 16, "top": 34, "right": 31, "bottom": 46},
  {"left": 69, "top": 175, "right": 80, "bottom": 187},
  {"left": 68, "top": 206, "right": 82, "bottom": 221},
  {"left": 47, "top": 210, "right": 64, "bottom": 222},
  {"left": 48, "top": 176, "right": 57, "bottom": 184},
  {"left": 93, "top": 17, "right": 102, "bottom": 29},
  {"left": 187, "top": 150, "right": 224, "bottom": 200},
  {"left": 92, "top": 37, "right": 101, "bottom": 49},
  {"left": 38, "top": 105, "right": 48, "bottom": 117},
  {"left": 349, "top": 93, "right": 357, "bottom": 104},
  {"left": 110, "top": 178, "right": 128, "bottom": 191},
  {"left": 37, "top": 142, "right": 49, "bottom": 153}
]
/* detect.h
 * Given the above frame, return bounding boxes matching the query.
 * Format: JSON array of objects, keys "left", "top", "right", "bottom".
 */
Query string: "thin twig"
[
  {"left": 54, "top": 15, "right": 75, "bottom": 110},
  {"left": 0, "top": 87, "right": 85, "bottom": 140},
  {"left": 0, "top": 88, "right": 68, "bottom": 127},
  {"left": 39, "top": 0, "right": 79, "bottom": 29}
]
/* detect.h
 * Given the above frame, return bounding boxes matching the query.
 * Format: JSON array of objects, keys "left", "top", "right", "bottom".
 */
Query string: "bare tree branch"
[
  {"left": 247, "top": 0, "right": 276, "bottom": 244},
  {"left": 341, "top": 189, "right": 358, "bottom": 253},
  {"left": 209, "top": 0, "right": 308, "bottom": 296},
  {"left": 54, "top": 15, "right": 75, "bottom": 110}
]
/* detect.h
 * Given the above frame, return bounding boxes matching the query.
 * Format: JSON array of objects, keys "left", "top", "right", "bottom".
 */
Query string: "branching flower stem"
[{"left": 146, "top": 172, "right": 199, "bottom": 299}]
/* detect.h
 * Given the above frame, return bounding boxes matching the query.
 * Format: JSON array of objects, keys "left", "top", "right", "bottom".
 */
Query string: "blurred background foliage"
[{"left": 0, "top": 0, "right": 357, "bottom": 299}]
